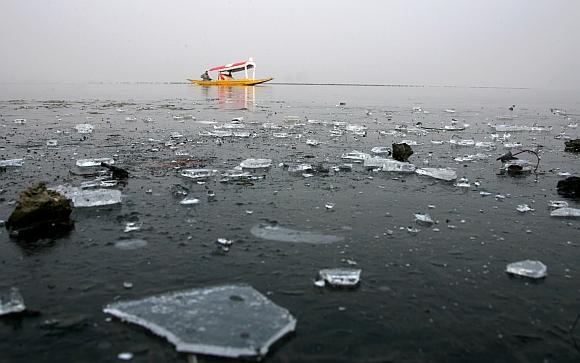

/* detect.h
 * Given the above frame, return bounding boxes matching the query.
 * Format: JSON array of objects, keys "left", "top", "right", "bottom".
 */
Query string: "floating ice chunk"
[
  {"left": 240, "top": 159, "right": 272, "bottom": 169},
  {"left": 516, "top": 204, "right": 534, "bottom": 213},
  {"left": 475, "top": 142, "right": 495, "bottom": 148},
  {"left": 13, "top": 118, "right": 27, "bottom": 124},
  {"left": 114, "top": 239, "right": 148, "bottom": 250},
  {"left": 216, "top": 238, "right": 233, "bottom": 246},
  {"left": 445, "top": 109, "right": 456, "bottom": 113},
  {"left": 0, "top": 287, "right": 26, "bottom": 316},
  {"left": 181, "top": 169, "right": 217, "bottom": 180},
  {"left": 0, "top": 159, "right": 24, "bottom": 167},
  {"left": 548, "top": 200, "right": 568, "bottom": 209},
  {"left": 117, "top": 352, "right": 134, "bottom": 360},
  {"left": 493, "top": 125, "right": 551, "bottom": 132},
  {"left": 233, "top": 131, "right": 251, "bottom": 138},
  {"left": 399, "top": 140, "right": 418, "bottom": 146},
  {"left": 180, "top": 197, "right": 200, "bottom": 205},
  {"left": 503, "top": 142, "right": 522, "bottom": 149},
  {"left": 319, "top": 269, "right": 361, "bottom": 287},
  {"left": 53, "top": 186, "right": 121, "bottom": 207},
  {"left": 371, "top": 147, "right": 390, "bottom": 155},
  {"left": 341, "top": 150, "right": 371, "bottom": 162},
  {"left": 414, "top": 213, "right": 434, "bottom": 225},
  {"left": 455, "top": 177, "right": 470, "bottom": 188},
  {"left": 415, "top": 168, "right": 457, "bottom": 181},
  {"left": 124, "top": 222, "right": 142, "bottom": 233},
  {"left": 550, "top": 207, "right": 580, "bottom": 218},
  {"left": 250, "top": 223, "right": 343, "bottom": 244},
  {"left": 382, "top": 160, "right": 416, "bottom": 172},
  {"left": 454, "top": 153, "right": 488, "bottom": 162},
  {"left": 103, "top": 284, "right": 296, "bottom": 358},
  {"left": 46, "top": 139, "right": 58, "bottom": 147},
  {"left": 214, "top": 123, "right": 245, "bottom": 129},
  {"left": 76, "top": 158, "right": 114, "bottom": 167},
  {"left": 305, "top": 139, "right": 321, "bottom": 146},
  {"left": 125, "top": 116, "right": 137, "bottom": 122},
  {"left": 273, "top": 132, "right": 291, "bottom": 139},
  {"left": 232, "top": 117, "right": 244, "bottom": 122},
  {"left": 75, "top": 124, "right": 94, "bottom": 134},
  {"left": 449, "top": 139, "right": 475, "bottom": 147},
  {"left": 506, "top": 260, "right": 547, "bottom": 279},
  {"left": 288, "top": 164, "right": 312, "bottom": 175}
]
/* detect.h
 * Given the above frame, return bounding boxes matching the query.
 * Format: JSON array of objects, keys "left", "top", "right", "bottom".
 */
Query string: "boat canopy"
[{"left": 207, "top": 58, "right": 255, "bottom": 74}]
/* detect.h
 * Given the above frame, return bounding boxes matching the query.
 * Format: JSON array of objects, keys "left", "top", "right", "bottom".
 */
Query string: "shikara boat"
[{"left": 189, "top": 58, "right": 273, "bottom": 86}]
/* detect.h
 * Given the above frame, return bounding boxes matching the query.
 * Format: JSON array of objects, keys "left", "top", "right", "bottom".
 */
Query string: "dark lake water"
[{"left": 1, "top": 83, "right": 579, "bottom": 362}]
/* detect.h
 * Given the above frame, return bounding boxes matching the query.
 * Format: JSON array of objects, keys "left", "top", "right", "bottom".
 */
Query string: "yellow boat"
[{"left": 189, "top": 58, "right": 273, "bottom": 86}]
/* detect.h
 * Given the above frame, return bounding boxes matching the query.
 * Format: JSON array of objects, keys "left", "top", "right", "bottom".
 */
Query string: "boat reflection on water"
[{"left": 200, "top": 85, "right": 256, "bottom": 111}]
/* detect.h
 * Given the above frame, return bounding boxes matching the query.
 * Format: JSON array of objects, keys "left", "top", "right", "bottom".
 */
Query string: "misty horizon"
[{"left": 1, "top": 0, "right": 579, "bottom": 90}]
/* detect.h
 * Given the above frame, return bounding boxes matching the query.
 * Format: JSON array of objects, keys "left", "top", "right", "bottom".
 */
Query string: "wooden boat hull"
[{"left": 188, "top": 78, "right": 273, "bottom": 86}]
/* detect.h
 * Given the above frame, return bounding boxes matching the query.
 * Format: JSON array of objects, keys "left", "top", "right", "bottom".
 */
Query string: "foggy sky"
[{"left": 1, "top": 0, "right": 579, "bottom": 89}]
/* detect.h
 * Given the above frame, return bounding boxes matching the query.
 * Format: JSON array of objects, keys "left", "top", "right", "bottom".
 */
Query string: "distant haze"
[{"left": 1, "top": 0, "right": 579, "bottom": 89}]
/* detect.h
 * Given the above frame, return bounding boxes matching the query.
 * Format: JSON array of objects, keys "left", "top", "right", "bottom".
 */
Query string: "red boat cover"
[{"left": 208, "top": 60, "right": 253, "bottom": 72}]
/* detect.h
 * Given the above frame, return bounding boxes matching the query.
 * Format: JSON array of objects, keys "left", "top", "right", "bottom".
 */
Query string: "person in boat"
[
  {"left": 218, "top": 71, "right": 234, "bottom": 80},
  {"left": 201, "top": 71, "right": 211, "bottom": 81}
]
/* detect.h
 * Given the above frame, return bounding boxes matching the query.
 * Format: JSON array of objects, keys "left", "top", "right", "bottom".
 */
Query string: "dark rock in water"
[
  {"left": 557, "top": 176, "right": 580, "bottom": 198},
  {"left": 564, "top": 139, "right": 580, "bottom": 153},
  {"left": 392, "top": 143, "right": 413, "bottom": 162},
  {"left": 6, "top": 183, "right": 73, "bottom": 240},
  {"left": 101, "top": 162, "right": 129, "bottom": 180}
]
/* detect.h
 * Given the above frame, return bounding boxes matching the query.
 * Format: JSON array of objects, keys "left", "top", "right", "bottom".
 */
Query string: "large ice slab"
[
  {"left": 104, "top": 285, "right": 296, "bottom": 358},
  {"left": 52, "top": 186, "right": 121, "bottom": 207}
]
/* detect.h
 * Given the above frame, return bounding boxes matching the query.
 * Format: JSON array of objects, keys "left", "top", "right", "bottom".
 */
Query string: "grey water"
[{"left": 0, "top": 83, "right": 579, "bottom": 362}]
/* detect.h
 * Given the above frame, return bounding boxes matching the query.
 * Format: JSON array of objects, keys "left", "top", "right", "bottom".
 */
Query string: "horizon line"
[{"left": 0, "top": 80, "right": 531, "bottom": 90}]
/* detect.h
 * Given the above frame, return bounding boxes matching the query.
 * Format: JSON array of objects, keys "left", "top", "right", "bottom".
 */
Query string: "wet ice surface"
[
  {"left": 0, "top": 84, "right": 579, "bottom": 362},
  {"left": 506, "top": 260, "right": 548, "bottom": 279},
  {"left": 104, "top": 284, "right": 296, "bottom": 358}
]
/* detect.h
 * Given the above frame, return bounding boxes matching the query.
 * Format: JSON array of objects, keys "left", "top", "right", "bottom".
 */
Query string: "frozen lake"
[{"left": 1, "top": 83, "right": 579, "bottom": 362}]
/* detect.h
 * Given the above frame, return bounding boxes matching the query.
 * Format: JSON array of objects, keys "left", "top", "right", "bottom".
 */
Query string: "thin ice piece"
[
  {"left": 506, "top": 260, "right": 547, "bottom": 279},
  {"left": 0, "top": 159, "right": 24, "bottom": 167},
  {"left": 0, "top": 287, "right": 26, "bottom": 316},
  {"left": 240, "top": 159, "right": 272, "bottom": 169},
  {"left": 76, "top": 158, "right": 114, "bottom": 167},
  {"left": 53, "top": 186, "right": 121, "bottom": 207},
  {"left": 550, "top": 207, "right": 580, "bottom": 218},
  {"left": 103, "top": 284, "right": 296, "bottom": 358},
  {"left": 250, "top": 223, "right": 343, "bottom": 244},
  {"left": 319, "top": 269, "right": 361, "bottom": 287},
  {"left": 415, "top": 168, "right": 457, "bottom": 181}
]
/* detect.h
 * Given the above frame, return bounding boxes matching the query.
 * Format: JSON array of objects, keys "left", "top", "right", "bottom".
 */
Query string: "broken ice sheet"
[
  {"left": 76, "top": 158, "right": 114, "bottom": 167},
  {"left": 52, "top": 186, "right": 121, "bottom": 207},
  {"left": 240, "top": 159, "right": 272, "bottom": 169},
  {"left": 124, "top": 222, "right": 142, "bottom": 233},
  {"left": 0, "top": 287, "right": 26, "bottom": 316},
  {"left": 550, "top": 207, "right": 580, "bottom": 218},
  {"left": 250, "top": 223, "right": 343, "bottom": 244},
  {"left": 103, "top": 284, "right": 296, "bottom": 358},
  {"left": 319, "top": 269, "right": 361, "bottom": 287},
  {"left": 415, "top": 168, "right": 457, "bottom": 181},
  {"left": 506, "top": 260, "right": 547, "bottom": 279},
  {"left": 0, "top": 159, "right": 24, "bottom": 167}
]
